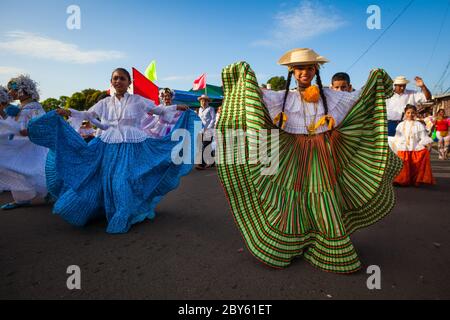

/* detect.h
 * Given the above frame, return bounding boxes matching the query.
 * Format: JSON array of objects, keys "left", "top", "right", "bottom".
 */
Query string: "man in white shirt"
[
  {"left": 196, "top": 95, "right": 216, "bottom": 170},
  {"left": 386, "top": 76, "right": 431, "bottom": 137}
]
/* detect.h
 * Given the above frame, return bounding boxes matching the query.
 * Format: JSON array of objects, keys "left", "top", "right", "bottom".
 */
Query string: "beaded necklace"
[
  {"left": 299, "top": 89, "right": 319, "bottom": 135},
  {"left": 402, "top": 120, "right": 415, "bottom": 149}
]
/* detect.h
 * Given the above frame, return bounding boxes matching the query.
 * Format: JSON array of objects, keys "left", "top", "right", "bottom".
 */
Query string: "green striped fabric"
[{"left": 217, "top": 62, "right": 403, "bottom": 273}]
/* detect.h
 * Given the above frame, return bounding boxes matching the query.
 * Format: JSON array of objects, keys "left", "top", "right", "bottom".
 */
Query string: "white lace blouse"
[
  {"left": 69, "top": 93, "right": 178, "bottom": 144},
  {"left": 262, "top": 88, "right": 360, "bottom": 134},
  {"left": 392, "top": 120, "right": 433, "bottom": 152}
]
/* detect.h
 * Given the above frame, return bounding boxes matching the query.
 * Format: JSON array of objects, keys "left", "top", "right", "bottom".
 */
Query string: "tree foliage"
[
  {"left": 41, "top": 98, "right": 61, "bottom": 112},
  {"left": 40, "top": 89, "right": 108, "bottom": 111},
  {"left": 267, "top": 76, "right": 287, "bottom": 91}
]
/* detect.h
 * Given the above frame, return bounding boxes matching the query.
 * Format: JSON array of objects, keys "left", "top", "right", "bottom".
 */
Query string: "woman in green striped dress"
[{"left": 216, "top": 48, "right": 402, "bottom": 273}]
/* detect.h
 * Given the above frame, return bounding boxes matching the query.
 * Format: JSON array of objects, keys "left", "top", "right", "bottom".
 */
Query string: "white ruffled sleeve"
[
  {"left": 69, "top": 99, "right": 109, "bottom": 130},
  {"left": 416, "top": 122, "right": 433, "bottom": 149},
  {"left": 69, "top": 102, "right": 101, "bottom": 121},
  {"left": 391, "top": 121, "right": 404, "bottom": 153},
  {"left": 138, "top": 96, "right": 177, "bottom": 115},
  {"left": 324, "top": 88, "right": 360, "bottom": 125},
  {"left": 262, "top": 89, "right": 286, "bottom": 122}
]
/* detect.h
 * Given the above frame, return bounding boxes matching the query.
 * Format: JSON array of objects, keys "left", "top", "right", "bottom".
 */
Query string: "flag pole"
[{"left": 205, "top": 73, "right": 208, "bottom": 97}]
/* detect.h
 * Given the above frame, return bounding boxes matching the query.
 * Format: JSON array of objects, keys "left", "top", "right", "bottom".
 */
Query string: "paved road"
[{"left": 1, "top": 155, "right": 449, "bottom": 300}]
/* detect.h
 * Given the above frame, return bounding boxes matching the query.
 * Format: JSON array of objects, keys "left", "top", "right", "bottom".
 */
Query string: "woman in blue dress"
[{"left": 28, "top": 68, "right": 199, "bottom": 233}]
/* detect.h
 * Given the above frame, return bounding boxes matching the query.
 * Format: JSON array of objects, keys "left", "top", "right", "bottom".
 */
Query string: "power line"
[
  {"left": 434, "top": 56, "right": 450, "bottom": 93},
  {"left": 347, "top": 0, "right": 415, "bottom": 72},
  {"left": 440, "top": 77, "right": 450, "bottom": 94},
  {"left": 444, "top": 85, "right": 450, "bottom": 94},
  {"left": 424, "top": 0, "right": 450, "bottom": 77},
  {"left": 441, "top": 72, "right": 450, "bottom": 94}
]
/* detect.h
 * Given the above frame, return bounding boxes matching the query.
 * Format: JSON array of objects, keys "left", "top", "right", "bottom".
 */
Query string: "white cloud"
[
  {"left": 0, "top": 66, "right": 24, "bottom": 75},
  {"left": 252, "top": 1, "right": 347, "bottom": 48},
  {"left": 0, "top": 31, "right": 125, "bottom": 64}
]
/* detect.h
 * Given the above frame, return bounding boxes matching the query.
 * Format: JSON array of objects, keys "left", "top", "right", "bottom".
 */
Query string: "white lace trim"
[
  {"left": 392, "top": 121, "right": 433, "bottom": 152},
  {"left": 68, "top": 95, "right": 180, "bottom": 144},
  {"left": 263, "top": 88, "right": 360, "bottom": 134},
  {"left": 98, "top": 126, "right": 149, "bottom": 144}
]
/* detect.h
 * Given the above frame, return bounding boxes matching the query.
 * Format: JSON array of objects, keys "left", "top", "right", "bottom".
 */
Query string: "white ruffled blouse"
[
  {"left": 143, "top": 108, "right": 182, "bottom": 139},
  {"left": 262, "top": 88, "right": 360, "bottom": 134},
  {"left": 392, "top": 120, "right": 433, "bottom": 152},
  {"left": 0, "top": 101, "right": 45, "bottom": 139},
  {"left": 69, "top": 93, "right": 178, "bottom": 144}
]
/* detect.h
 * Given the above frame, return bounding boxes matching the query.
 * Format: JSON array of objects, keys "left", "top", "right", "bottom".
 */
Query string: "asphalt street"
[{"left": 1, "top": 154, "right": 449, "bottom": 300}]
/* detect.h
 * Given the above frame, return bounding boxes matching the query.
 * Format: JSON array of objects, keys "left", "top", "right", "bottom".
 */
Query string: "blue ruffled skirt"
[{"left": 28, "top": 110, "right": 199, "bottom": 233}]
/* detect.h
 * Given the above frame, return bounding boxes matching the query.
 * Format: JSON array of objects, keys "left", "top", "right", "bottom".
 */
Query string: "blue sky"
[{"left": 1, "top": 0, "right": 450, "bottom": 100}]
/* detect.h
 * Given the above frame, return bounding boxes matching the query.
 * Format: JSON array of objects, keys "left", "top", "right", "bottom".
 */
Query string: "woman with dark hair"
[
  {"left": 262, "top": 49, "right": 355, "bottom": 135},
  {"left": 216, "top": 48, "right": 402, "bottom": 273},
  {"left": 28, "top": 68, "right": 199, "bottom": 234},
  {"left": 432, "top": 109, "right": 450, "bottom": 160},
  {"left": 0, "top": 77, "right": 48, "bottom": 210},
  {"left": 392, "top": 105, "right": 434, "bottom": 186}
]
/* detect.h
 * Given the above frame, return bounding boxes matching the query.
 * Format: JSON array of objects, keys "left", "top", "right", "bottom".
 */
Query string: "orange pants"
[{"left": 394, "top": 149, "right": 435, "bottom": 186}]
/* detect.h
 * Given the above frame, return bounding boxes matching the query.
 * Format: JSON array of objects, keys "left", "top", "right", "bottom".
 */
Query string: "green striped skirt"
[{"left": 216, "top": 62, "right": 402, "bottom": 273}]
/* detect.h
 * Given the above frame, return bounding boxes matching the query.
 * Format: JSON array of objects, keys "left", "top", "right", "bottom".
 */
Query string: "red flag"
[
  {"left": 193, "top": 73, "right": 206, "bottom": 91},
  {"left": 132, "top": 67, "right": 160, "bottom": 105}
]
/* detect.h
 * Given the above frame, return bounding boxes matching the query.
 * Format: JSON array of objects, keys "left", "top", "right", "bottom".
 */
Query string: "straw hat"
[
  {"left": 393, "top": 76, "right": 410, "bottom": 85},
  {"left": 278, "top": 48, "right": 329, "bottom": 69},
  {"left": 197, "top": 94, "right": 211, "bottom": 102}
]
